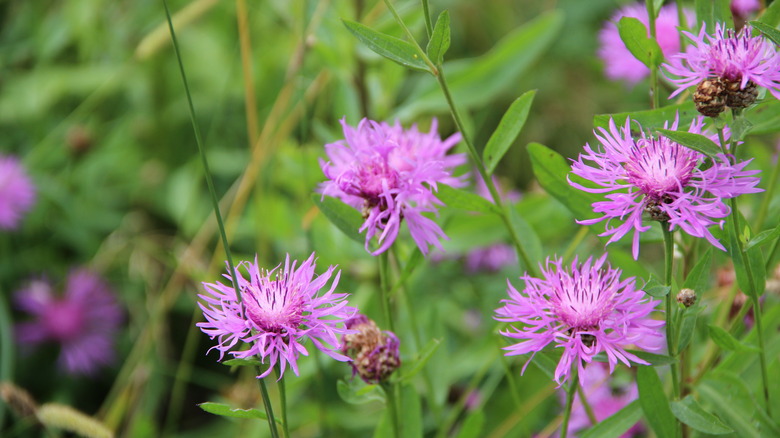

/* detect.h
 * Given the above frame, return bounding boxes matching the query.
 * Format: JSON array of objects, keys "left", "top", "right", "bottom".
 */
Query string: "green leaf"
[
  {"left": 396, "top": 338, "right": 441, "bottom": 383},
  {"left": 746, "top": 223, "right": 780, "bottom": 250},
  {"left": 682, "top": 248, "right": 713, "bottom": 292},
  {"left": 758, "top": 1, "right": 780, "bottom": 26},
  {"left": 311, "top": 194, "right": 364, "bottom": 245},
  {"left": 670, "top": 395, "right": 733, "bottom": 434},
  {"left": 455, "top": 411, "right": 485, "bottom": 438},
  {"left": 643, "top": 277, "right": 671, "bottom": 297},
  {"left": 637, "top": 366, "right": 677, "bottom": 438},
  {"left": 221, "top": 358, "right": 263, "bottom": 367},
  {"left": 656, "top": 129, "right": 722, "bottom": 158},
  {"left": 580, "top": 400, "right": 642, "bottom": 438},
  {"left": 198, "top": 402, "right": 280, "bottom": 423},
  {"left": 508, "top": 203, "right": 542, "bottom": 268},
  {"left": 618, "top": 17, "right": 664, "bottom": 68},
  {"left": 399, "top": 385, "right": 423, "bottom": 438},
  {"left": 530, "top": 349, "right": 561, "bottom": 380},
  {"left": 726, "top": 214, "right": 766, "bottom": 299},
  {"left": 593, "top": 102, "right": 697, "bottom": 131},
  {"left": 436, "top": 185, "right": 500, "bottom": 215},
  {"left": 698, "top": 375, "right": 765, "bottom": 438},
  {"left": 483, "top": 90, "right": 536, "bottom": 175},
  {"left": 677, "top": 305, "right": 705, "bottom": 352},
  {"left": 750, "top": 21, "right": 780, "bottom": 46},
  {"left": 707, "top": 325, "right": 760, "bottom": 352},
  {"left": 342, "top": 20, "right": 429, "bottom": 73},
  {"left": 744, "top": 100, "right": 780, "bottom": 135},
  {"left": 731, "top": 116, "right": 754, "bottom": 141},
  {"left": 426, "top": 11, "right": 451, "bottom": 66},
  {"left": 373, "top": 410, "right": 392, "bottom": 438},
  {"left": 393, "top": 11, "right": 563, "bottom": 121},
  {"left": 695, "top": 0, "right": 731, "bottom": 33},
  {"left": 337, "top": 379, "right": 386, "bottom": 405}
]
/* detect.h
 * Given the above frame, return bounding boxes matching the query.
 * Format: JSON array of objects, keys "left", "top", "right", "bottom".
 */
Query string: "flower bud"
[
  {"left": 676, "top": 288, "right": 697, "bottom": 308},
  {"left": 341, "top": 315, "right": 401, "bottom": 383},
  {"left": 724, "top": 79, "right": 758, "bottom": 109},
  {"left": 694, "top": 79, "right": 727, "bottom": 117}
]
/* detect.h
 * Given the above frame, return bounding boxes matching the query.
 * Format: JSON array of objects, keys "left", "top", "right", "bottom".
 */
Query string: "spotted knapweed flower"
[
  {"left": 319, "top": 118, "right": 466, "bottom": 256},
  {"left": 570, "top": 116, "right": 762, "bottom": 259},
  {"left": 14, "top": 269, "right": 122, "bottom": 375},
  {"left": 0, "top": 154, "right": 36, "bottom": 230},
  {"left": 340, "top": 314, "right": 400, "bottom": 383},
  {"left": 664, "top": 23, "right": 780, "bottom": 116},
  {"left": 598, "top": 3, "right": 694, "bottom": 85},
  {"left": 559, "top": 364, "right": 643, "bottom": 437},
  {"left": 198, "top": 253, "right": 355, "bottom": 378},
  {"left": 495, "top": 255, "right": 664, "bottom": 386}
]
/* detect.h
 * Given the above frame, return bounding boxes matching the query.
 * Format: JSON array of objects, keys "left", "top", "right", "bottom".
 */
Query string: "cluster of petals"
[
  {"left": 14, "top": 269, "right": 123, "bottom": 375},
  {"left": 664, "top": 23, "right": 780, "bottom": 99},
  {"left": 0, "top": 154, "right": 36, "bottom": 230},
  {"left": 495, "top": 255, "right": 664, "bottom": 386},
  {"left": 598, "top": 3, "right": 694, "bottom": 85},
  {"left": 197, "top": 253, "right": 355, "bottom": 378},
  {"left": 319, "top": 118, "right": 466, "bottom": 255},
  {"left": 570, "top": 116, "right": 761, "bottom": 259}
]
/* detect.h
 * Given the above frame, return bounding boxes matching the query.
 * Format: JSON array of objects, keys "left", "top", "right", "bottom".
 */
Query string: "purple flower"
[
  {"left": 198, "top": 253, "right": 355, "bottom": 378},
  {"left": 731, "top": 0, "right": 761, "bottom": 19},
  {"left": 560, "top": 364, "right": 643, "bottom": 437},
  {"left": 14, "top": 269, "right": 123, "bottom": 375},
  {"left": 340, "top": 314, "right": 401, "bottom": 383},
  {"left": 495, "top": 255, "right": 664, "bottom": 386},
  {"left": 598, "top": 4, "right": 694, "bottom": 85},
  {"left": 0, "top": 154, "right": 36, "bottom": 230},
  {"left": 319, "top": 118, "right": 466, "bottom": 256},
  {"left": 664, "top": 24, "right": 780, "bottom": 104},
  {"left": 570, "top": 116, "right": 761, "bottom": 259}
]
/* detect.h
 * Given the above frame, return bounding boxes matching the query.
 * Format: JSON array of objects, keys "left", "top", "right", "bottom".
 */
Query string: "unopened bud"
[
  {"left": 341, "top": 315, "right": 401, "bottom": 383},
  {"left": 676, "top": 288, "right": 697, "bottom": 308},
  {"left": 724, "top": 79, "right": 758, "bottom": 109},
  {"left": 694, "top": 79, "right": 727, "bottom": 117}
]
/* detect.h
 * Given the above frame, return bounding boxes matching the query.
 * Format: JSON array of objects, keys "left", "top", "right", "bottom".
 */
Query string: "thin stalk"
[
  {"left": 258, "top": 378, "right": 281, "bottom": 438},
  {"left": 276, "top": 367, "right": 290, "bottom": 438},
  {"left": 381, "top": 0, "right": 438, "bottom": 73},
  {"left": 662, "top": 226, "right": 681, "bottom": 399},
  {"left": 562, "top": 226, "right": 589, "bottom": 262},
  {"left": 382, "top": 382, "right": 401, "bottom": 438},
  {"left": 378, "top": 251, "right": 395, "bottom": 333},
  {"left": 676, "top": 0, "right": 687, "bottom": 50},
  {"left": 753, "top": 149, "right": 780, "bottom": 231},
  {"left": 728, "top": 197, "right": 772, "bottom": 416},
  {"left": 575, "top": 382, "right": 597, "bottom": 426},
  {"left": 421, "top": 0, "right": 433, "bottom": 38},
  {"left": 162, "top": 307, "right": 201, "bottom": 437},
  {"left": 560, "top": 370, "right": 579, "bottom": 438},
  {"left": 646, "top": 0, "right": 660, "bottom": 109}
]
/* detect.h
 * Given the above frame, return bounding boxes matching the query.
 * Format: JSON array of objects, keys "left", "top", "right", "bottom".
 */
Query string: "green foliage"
[
  {"left": 617, "top": 17, "right": 663, "bottom": 69},
  {"left": 342, "top": 20, "right": 430, "bottom": 73},
  {"left": 483, "top": 90, "right": 536, "bottom": 175}
]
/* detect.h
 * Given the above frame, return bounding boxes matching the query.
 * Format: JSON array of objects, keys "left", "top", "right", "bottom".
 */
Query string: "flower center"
[
  {"left": 624, "top": 138, "right": 697, "bottom": 200},
  {"left": 551, "top": 274, "right": 617, "bottom": 332},
  {"left": 337, "top": 154, "right": 400, "bottom": 211},
  {"left": 42, "top": 300, "right": 86, "bottom": 341},
  {"left": 243, "top": 279, "right": 305, "bottom": 335}
]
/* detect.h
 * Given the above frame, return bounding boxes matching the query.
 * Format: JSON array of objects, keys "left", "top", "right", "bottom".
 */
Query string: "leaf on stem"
[
  {"left": 426, "top": 11, "right": 451, "bottom": 66},
  {"left": 656, "top": 129, "right": 722, "bottom": 159},
  {"left": 436, "top": 185, "right": 500, "bottom": 215},
  {"left": 483, "top": 90, "right": 536, "bottom": 175},
  {"left": 580, "top": 400, "right": 642, "bottom": 438},
  {"left": 198, "top": 402, "right": 279, "bottom": 422},
  {"left": 670, "top": 395, "right": 733, "bottom": 434},
  {"left": 311, "top": 194, "right": 365, "bottom": 245},
  {"left": 637, "top": 366, "right": 677, "bottom": 438},
  {"left": 342, "top": 20, "right": 430, "bottom": 73},
  {"left": 750, "top": 21, "right": 780, "bottom": 46},
  {"left": 617, "top": 17, "right": 664, "bottom": 69},
  {"left": 396, "top": 338, "right": 441, "bottom": 384},
  {"left": 707, "top": 325, "right": 761, "bottom": 352}
]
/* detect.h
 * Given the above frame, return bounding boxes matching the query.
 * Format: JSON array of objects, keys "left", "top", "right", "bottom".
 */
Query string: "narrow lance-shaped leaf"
[
  {"left": 483, "top": 90, "right": 536, "bottom": 175},
  {"left": 746, "top": 223, "right": 780, "bottom": 250},
  {"left": 198, "top": 402, "right": 283, "bottom": 423},
  {"left": 670, "top": 395, "right": 733, "bottom": 434},
  {"left": 342, "top": 20, "right": 430, "bottom": 73},
  {"left": 637, "top": 366, "right": 677, "bottom": 438},
  {"left": 618, "top": 17, "right": 664, "bottom": 68},
  {"left": 426, "top": 11, "right": 451, "bottom": 66},
  {"left": 436, "top": 185, "right": 500, "bottom": 215},
  {"left": 750, "top": 20, "right": 780, "bottom": 46},
  {"left": 580, "top": 400, "right": 642, "bottom": 438},
  {"left": 656, "top": 128, "right": 722, "bottom": 158},
  {"left": 311, "top": 194, "right": 365, "bottom": 244},
  {"left": 707, "top": 325, "right": 760, "bottom": 352}
]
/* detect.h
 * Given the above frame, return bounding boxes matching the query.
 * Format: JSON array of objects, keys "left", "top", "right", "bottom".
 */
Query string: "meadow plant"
[{"left": 0, "top": 154, "right": 36, "bottom": 231}]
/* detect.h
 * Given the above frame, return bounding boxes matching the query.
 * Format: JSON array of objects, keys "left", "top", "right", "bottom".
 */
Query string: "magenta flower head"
[
  {"left": 570, "top": 116, "right": 762, "bottom": 259},
  {"left": 664, "top": 23, "right": 780, "bottom": 115},
  {"left": 319, "top": 118, "right": 466, "bottom": 256},
  {"left": 598, "top": 3, "right": 694, "bottom": 85},
  {"left": 731, "top": 0, "right": 761, "bottom": 20},
  {"left": 495, "top": 255, "right": 664, "bottom": 386},
  {"left": 0, "top": 154, "right": 36, "bottom": 230},
  {"left": 197, "top": 253, "right": 356, "bottom": 378},
  {"left": 340, "top": 314, "right": 401, "bottom": 383},
  {"left": 14, "top": 269, "right": 123, "bottom": 375}
]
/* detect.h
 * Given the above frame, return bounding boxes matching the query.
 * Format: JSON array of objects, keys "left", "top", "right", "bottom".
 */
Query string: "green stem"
[
  {"left": 575, "top": 381, "right": 597, "bottom": 426},
  {"left": 662, "top": 226, "right": 681, "bottom": 400},
  {"left": 421, "top": 0, "right": 433, "bottom": 38},
  {"left": 381, "top": 0, "right": 438, "bottom": 73},
  {"left": 383, "top": 382, "right": 401, "bottom": 438},
  {"left": 646, "top": 0, "right": 660, "bottom": 109},
  {"left": 560, "top": 369, "right": 579, "bottom": 438},
  {"left": 276, "top": 366, "right": 290, "bottom": 438},
  {"left": 378, "top": 252, "right": 395, "bottom": 333},
  {"left": 676, "top": 0, "right": 687, "bottom": 50},
  {"left": 258, "top": 378, "right": 280, "bottom": 438},
  {"left": 562, "top": 226, "right": 589, "bottom": 263},
  {"left": 728, "top": 197, "right": 772, "bottom": 416},
  {"left": 753, "top": 149, "right": 780, "bottom": 231}
]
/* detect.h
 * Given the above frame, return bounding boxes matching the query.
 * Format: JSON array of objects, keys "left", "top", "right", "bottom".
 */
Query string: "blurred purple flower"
[
  {"left": 731, "top": 0, "right": 761, "bottom": 19},
  {"left": 495, "top": 255, "right": 664, "bottom": 386},
  {"left": 198, "top": 253, "right": 355, "bottom": 378},
  {"left": 664, "top": 24, "right": 780, "bottom": 101},
  {"left": 598, "top": 4, "right": 694, "bottom": 85},
  {"left": 0, "top": 154, "right": 36, "bottom": 230},
  {"left": 319, "top": 118, "right": 466, "bottom": 256},
  {"left": 561, "top": 364, "right": 643, "bottom": 437},
  {"left": 570, "top": 116, "right": 761, "bottom": 259},
  {"left": 340, "top": 314, "right": 401, "bottom": 383},
  {"left": 14, "top": 269, "right": 122, "bottom": 375}
]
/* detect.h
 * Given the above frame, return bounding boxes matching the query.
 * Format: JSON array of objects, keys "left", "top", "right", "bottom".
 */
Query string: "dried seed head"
[
  {"left": 694, "top": 79, "right": 727, "bottom": 117},
  {"left": 676, "top": 288, "right": 697, "bottom": 308},
  {"left": 724, "top": 79, "right": 758, "bottom": 109},
  {"left": 341, "top": 315, "right": 401, "bottom": 383}
]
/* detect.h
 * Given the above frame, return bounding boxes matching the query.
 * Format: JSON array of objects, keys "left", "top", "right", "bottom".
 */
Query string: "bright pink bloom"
[
  {"left": 664, "top": 24, "right": 780, "bottom": 100},
  {"left": 495, "top": 255, "right": 664, "bottom": 386},
  {"left": 570, "top": 116, "right": 761, "bottom": 259},
  {"left": 319, "top": 118, "right": 466, "bottom": 255},
  {"left": 598, "top": 4, "right": 694, "bottom": 84},
  {"left": 14, "top": 269, "right": 123, "bottom": 375},
  {"left": 198, "top": 253, "right": 355, "bottom": 378},
  {"left": 0, "top": 154, "right": 36, "bottom": 230}
]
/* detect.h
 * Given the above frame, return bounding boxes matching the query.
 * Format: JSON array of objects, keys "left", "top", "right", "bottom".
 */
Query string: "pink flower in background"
[
  {"left": 570, "top": 116, "right": 761, "bottom": 259},
  {"left": 495, "top": 255, "right": 664, "bottom": 386},
  {"left": 340, "top": 314, "right": 401, "bottom": 383},
  {"left": 560, "top": 364, "right": 643, "bottom": 437},
  {"left": 14, "top": 269, "right": 122, "bottom": 375},
  {"left": 319, "top": 118, "right": 466, "bottom": 256},
  {"left": 731, "top": 0, "right": 761, "bottom": 18},
  {"left": 598, "top": 3, "right": 694, "bottom": 85},
  {"left": 198, "top": 253, "right": 355, "bottom": 378},
  {"left": 0, "top": 154, "right": 36, "bottom": 230}
]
